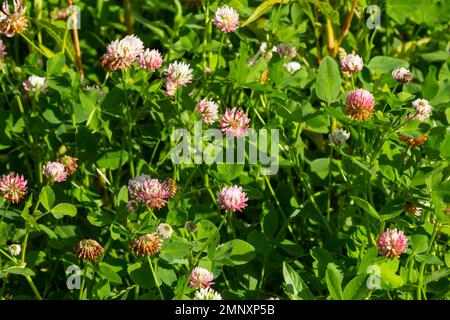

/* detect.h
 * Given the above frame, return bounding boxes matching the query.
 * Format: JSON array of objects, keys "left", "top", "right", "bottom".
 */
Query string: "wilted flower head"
[
  {"left": 8, "top": 244, "right": 21, "bottom": 256},
  {"left": 163, "top": 61, "right": 193, "bottom": 96},
  {"left": 410, "top": 99, "right": 432, "bottom": 121},
  {"left": 283, "top": 61, "right": 301, "bottom": 74},
  {"left": 138, "top": 49, "right": 163, "bottom": 72},
  {"left": 217, "top": 185, "right": 248, "bottom": 212},
  {"left": 346, "top": 88, "right": 375, "bottom": 122},
  {"left": 99, "top": 35, "right": 144, "bottom": 72},
  {"left": 156, "top": 223, "right": 173, "bottom": 239},
  {"left": 138, "top": 178, "right": 175, "bottom": 209},
  {"left": 405, "top": 202, "right": 422, "bottom": 217},
  {"left": 340, "top": 53, "right": 363, "bottom": 73},
  {"left": 60, "top": 155, "right": 78, "bottom": 176},
  {"left": 189, "top": 267, "right": 214, "bottom": 289},
  {"left": 0, "top": 39, "right": 6, "bottom": 58},
  {"left": 126, "top": 200, "right": 138, "bottom": 212},
  {"left": 194, "top": 288, "right": 222, "bottom": 300},
  {"left": 0, "top": 172, "right": 27, "bottom": 203},
  {"left": 219, "top": 107, "right": 251, "bottom": 137},
  {"left": 213, "top": 5, "right": 239, "bottom": 33},
  {"left": 329, "top": 128, "right": 350, "bottom": 146},
  {"left": 42, "top": 161, "right": 67, "bottom": 183},
  {"left": 398, "top": 132, "right": 429, "bottom": 148},
  {"left": 392, "top": 67, "right": 413, "bottom": 84},
  {"left": 23, "top": 75, "right": 48, "bottom": 94},
  {"left": 196, "top": 98, "right": 219, "bottom": 125},
  {"left": 185, "top": 220, "right": 197, "bottom": 233},
  {"left": 377, "top": 228, "right": 408, "bottom": 259},
  {"left": 75, "top": 239, "right": 103, "bottom": 261},
  {"left": 131, "top": 233, "right": 162, "bottom": 256},
  {"left": 0, "top": 0, "right": 28, "bottom": 37},
  {"left": 276, "top": 44, "right": 297, "bottom": 58}
]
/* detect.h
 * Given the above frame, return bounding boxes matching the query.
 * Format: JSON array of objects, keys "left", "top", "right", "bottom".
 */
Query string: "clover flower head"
[
  {"left": 23, "top": 75, "right": 48, "bottom": 94},
  {"left": 60, "top": 155, "right": 78, "bottom": 176},
  {"left": 75, "top": 239, "right": 104, "bottom": 261},
  {"left": 194, "top": 288, "right": 222, "bottom": 300},
  {"left": 340, "top": 53, "right": 363, "bottom": 73},
  {"left": 283, "top": 61, "right": 301, "bottom": 74},
  {"left": 377, "top": 228, "right": 408, "bottom": 259},
  {"left": 156, "top": 223, "right": 173, "bottom": 239},
  {"left": 138, "top": 48, "right": 163, "bottom": 72},
  {"left": 196, "top": 98, "right": 219, "bottom": 125},
  {"left": 0, "top": 0, "right": 28, "bottom": 37},
  {"left": 0, "top": 172, "right": 27, "bottom": 203},
  {"left": 329, "top": 128, "right": 350, "bottom": 146},
  {"left": 131, "top": 233, "right": 162, "bottom": 256},
  {"left": 346, "top": 88, "right": 375, "bottom": 122},
  {"left": 219, "top": 107, "right": 250, "bottom": 137},
  {"left": 217, "top": 185, "right": 248, "bottom": 212},
  {"left": 42, "top": 161, "right": 67, "bottom": 183},
  {"left": 392, "top": 67, "right": 413, "bottom": 84},
  {"left": 164, "top": 61, "right": 193, "bottom": 96},
  {"left": 189, "top": 267, "right": 214, "bottom": 289},
  {"left": 99, "top": 35, "right": 144, "bottom": 71},
  {"left": 276, "top": 44, "right": 297, "bottom": 58},
  {"left": 410, "top": 98, "right": 432, "bottom": 121},
  {"left": 8, "top": 244, "right": 21, "bottom": 256},
  {"left": 213, "top": 5, "right": 239, "bottom": 33}
]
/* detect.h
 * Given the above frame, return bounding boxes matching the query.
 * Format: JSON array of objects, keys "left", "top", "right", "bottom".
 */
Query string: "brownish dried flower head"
[
  {"left": 164, "top": 178, "right": 177, "bottom": 197},
  {"left": 398, "top": 132, "right": 429, "bottom": 148},
  {"left": 0, "top": 0, "right": 28, "bottom": 37},
  {"left": 405, "top": 202, "right": 422, "bottom": 217},
  {"left": 60, "top": 155, "right": 78, "bottom": 176},
  {"left": 75, "top": 239, "right": 103, "bottom": 261},
  {"left": 131, "top": 233, "right": 162, "bottom": 256}
]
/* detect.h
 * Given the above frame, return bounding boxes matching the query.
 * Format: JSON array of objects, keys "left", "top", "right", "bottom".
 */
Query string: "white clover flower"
[
  {"left": 9, "top": 244, "right": 21, "bottom": 257},
  {"left": 283, "top": 61, "right": 301, "bottom": 74},
  {"left": 23, "top": 75, "right": 48, "bottom": 93},
  {"left": 194, "top": 288, "right": 222, "bottom": 300},
  {"left": 329, "top": 128, "right": 350, "bottom": 146}
]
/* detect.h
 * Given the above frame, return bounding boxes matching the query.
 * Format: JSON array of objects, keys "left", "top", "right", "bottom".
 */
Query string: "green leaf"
[
  {"left": 5, "top": 266, "right": 35, "bottom": 276},
  {"left": 241, "top": 0, "right": 289, "bottom": 27},
  {"left": 213, "top": 239, "right": 255, "bottom": 266},
  {"left": 127, "top": 262, "right": 154, "bottom": 289},
  {"left": 96, "top": 150, "right": 129, "bottom": 170},
  {"left": 157, "top": 267, "right": 177, "bottom": 286},
  {"left": 97, "top": 262, "right": 122, "bottom": 284},
  {"left": 46, "top": 53, "right": 66, "bottom": 75},
  {"left": 343, "top": 274, "right": 368, "bottom": 300},
  {"left": 160, "top": 240, "right": 191, "bottom": 263},
  {"left": 415, "top": 254, "right": 444, "bottom": 265},
  {"left": 352, "top": 196, "right": 381, "bottom": 220},
  {"left": 411, "top": 234, "right": 429, "bottom": 254},
  {"left": 325, "top": 263, "right": 344, "bottom": 300},
  {"left": 216, "top": 163, "right": 244, "bottom": 181},
  {"left": 316, "top": 56, "right": 341, "bottom": 104},
  {"left": 379, "top": 199, "right": 404, "bottom": 221},
  {"left": 310, "top": 158, "right": 330, "bottom": 180},
  {"left": 50, "top": 203, "right": 77, "bottom": 219},
  {"left": 367, "top": 56, "right": 409, "bottom": 75},
  {"left": 39, "top": 186, "right": 55, "bottom": 211},
  {"left": 282, "top": 262, "right": 314, "bottom": 300}
]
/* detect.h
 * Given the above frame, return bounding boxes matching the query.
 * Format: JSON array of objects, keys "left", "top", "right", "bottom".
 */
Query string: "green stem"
[
  {"left": 79, "top": 262, "right": 88, "bottom": 300},
  {"left": 25, "top": 275, "right": 43, "bottom": 300},
  {"left": 148, "top": 256, "right": 164, "bottom": 300}
]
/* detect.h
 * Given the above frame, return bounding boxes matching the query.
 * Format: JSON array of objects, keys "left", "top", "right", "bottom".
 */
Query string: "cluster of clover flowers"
[{"left": 0, "top": 0, "right": 438, "bottom": 299}]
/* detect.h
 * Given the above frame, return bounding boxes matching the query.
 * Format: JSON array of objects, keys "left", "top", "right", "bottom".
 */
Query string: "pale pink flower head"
[
  {"left": 156, "top": 223, "right": 173, "bottom": 239},
  {"left": 23, "top": 75, "right": 48, "bottom": 94},
  {"left": 276, "top": 44, "right": 297, "bottom": 58},
  {"left": 128, "top": 174, "right": 152, "bottom": 201},
  {"left": 377, "top": 228, "right": 408, "bottom": 259},
  {"left": 329, "top": 128, "right": 350, "bottom": 146},
  {"left": 0, "top": 0, "right": 28, "bottom": 37},
  {"left": 0, "top": 39, "right": 6, "bottom": 58},
  {"left": 346, "top": 88, "right": 375, "bottom": 122},
  {"left": 99, "top": 35, "right": 144, "bottom": 72},
  {"left": 392, "top": 67, "right": 413, "bottom": 84},
  {"left": 196, "top": 98, "right": 219, "bottom": 125},
  {"left": 411, "top": 98, "right": 432, "bottom": 121},
  {"left": 42, "top": 161, "right": 67, "bottom": 183},
  {"left": 163, "top": 61, "right": 193, "bottom": 96},
  {"left": 138, "top": 178, "right": 175, "bottom": 209},
  {"left": 219, "top": 107, "right": 250, "bottom": 137},
  {"left": 217, "top": 185, "right": 248, "bottom": 212},
  {"left": 340, "top": 53, "right": 363, "bottom": 73},
  {"left": 189, "top": 267, "right": 214, "bottom": 289},
  {"left": 138, "top": 49, "right": 163, "bottom": 72},
  {"left": 0, "top": 172, "right": 27, "bottom": 203},
  {"left": 213, "top": 5, "right": 239, "bottom": 33}
]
